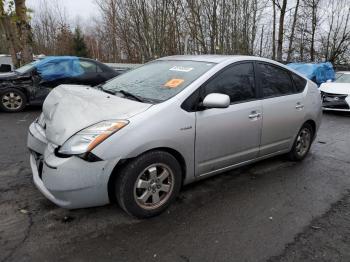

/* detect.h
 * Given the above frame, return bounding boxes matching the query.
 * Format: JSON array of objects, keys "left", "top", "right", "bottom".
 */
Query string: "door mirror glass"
[{"left": 202, "top": 93, "right": 230, "bottom": 109}]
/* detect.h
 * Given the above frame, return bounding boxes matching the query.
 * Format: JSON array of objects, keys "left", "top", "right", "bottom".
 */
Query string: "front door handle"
[
  {"left": 296, "top": 102, "right": 304, "bottom": 110},
  {"left": 249, "top": 111, "right": 261, "bottom": 119}
]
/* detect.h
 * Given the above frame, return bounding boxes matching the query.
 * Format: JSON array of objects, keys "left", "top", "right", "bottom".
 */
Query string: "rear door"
[
  {"left": 73, "top": 60, "right": 101, "bottom": 86},
  {"left": 256, "top": 62, "right": 306, "bottom": 156},
  {"left": 195, "top": 62, "right": 263, "bottom": 176}
]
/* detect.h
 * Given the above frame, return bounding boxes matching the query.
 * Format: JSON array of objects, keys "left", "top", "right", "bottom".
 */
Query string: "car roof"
[
  {"left": 157, "top": 55, "right": 282, "bottom": 64},
  {"left": 157, "top": 55, "right": 309, "bottom": 82}
]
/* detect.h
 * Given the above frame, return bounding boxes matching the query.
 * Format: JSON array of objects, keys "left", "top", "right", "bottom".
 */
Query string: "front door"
[
  {"left": 33, "top": 60, "right": 73, "bottom": 104},
  {"left": 195, "top": 62, "right": 262, "bottom": 176}
]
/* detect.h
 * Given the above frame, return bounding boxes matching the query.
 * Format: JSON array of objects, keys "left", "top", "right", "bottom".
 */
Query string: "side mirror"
[{"left": 202, "top": 93, "right": 230, "bottom": 109}]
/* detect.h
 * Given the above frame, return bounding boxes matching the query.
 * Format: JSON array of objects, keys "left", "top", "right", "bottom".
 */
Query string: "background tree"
[
  {"left": 0, "top": 0, "right": 33, "bottom": 66},
  {"left": 72, "top": 26, "right": 88, "bottom": 57},
  {"left": 14, "top": 0, "right": 33, "bottom": 63},
  {"left": 286, "top": 0, "right": 300, "bottom": 62},
  {"left": 0, "top": 0, "right": 347, "bottom": 66}
]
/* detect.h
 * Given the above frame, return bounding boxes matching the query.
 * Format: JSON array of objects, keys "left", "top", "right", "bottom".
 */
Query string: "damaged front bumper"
[
  {"left": 321, "top": 92, "right": 350, "bottom": 112},
  {"left": 27, "top": 120, "right": 120, "bottom": 209}
]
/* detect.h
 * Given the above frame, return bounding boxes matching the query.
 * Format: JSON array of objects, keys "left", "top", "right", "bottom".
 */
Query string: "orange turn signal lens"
[{"left": 87, "top": 121, "right": 128, "bottom": 152}]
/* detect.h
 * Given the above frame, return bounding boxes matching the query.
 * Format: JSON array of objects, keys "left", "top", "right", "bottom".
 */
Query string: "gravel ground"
[{"left": 269, "top": 191, "right": 350, "bottom": 262}]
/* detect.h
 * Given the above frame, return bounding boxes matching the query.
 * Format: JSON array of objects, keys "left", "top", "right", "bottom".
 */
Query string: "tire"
[
  {"left": 115, "top": 151, "right": 182, "bottom": 218},
  {"left": 288, "top": 123, "right": 314, "bottom": 161},
  {"left": 0, "top": 88, "right": 27, "bottom": 112}
]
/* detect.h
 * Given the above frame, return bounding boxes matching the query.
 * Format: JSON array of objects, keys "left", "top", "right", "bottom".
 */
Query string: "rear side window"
[
  {"left": 291, "top": 73, "right": 307, "bottom": 92},
  {"left": 257, "top": 63, "right": 295, "bottom": 98},
  {"left": 203, "top": 62, "right": 256, "bottom": 104},
  {"left": 79, "top": 61, "right": 97, "bottom": 73}
]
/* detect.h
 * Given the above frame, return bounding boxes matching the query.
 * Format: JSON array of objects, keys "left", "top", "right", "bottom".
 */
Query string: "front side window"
[
  {"left": 102, "top": 60, "right": 215, "bottom": 103},
  {"left": 37, "top": 60, "right": 73, "bottom": 80},
  {"left": 258, "top": 63, "right": 295, "bottom": 98},
  {"left": 202, "top": 62, "right": 256, "bottom": 104}
]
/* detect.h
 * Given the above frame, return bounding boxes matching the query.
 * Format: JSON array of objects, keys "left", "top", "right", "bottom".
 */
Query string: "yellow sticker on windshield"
[{"left": 164, "top": 79, "right": 184, "bottom": 88}]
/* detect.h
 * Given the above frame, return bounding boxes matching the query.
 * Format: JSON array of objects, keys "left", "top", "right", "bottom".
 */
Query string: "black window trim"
[
  {"left": 181, "top": 60, "right": 259, "bottom": 112},
  {"left": 255, "top": 61, "right": 299, "bottom": 99}
]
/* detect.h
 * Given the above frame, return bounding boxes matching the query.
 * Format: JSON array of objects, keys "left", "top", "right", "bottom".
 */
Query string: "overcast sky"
[{"left": 27, "top": 0, "right": 98, "bottom": 23}]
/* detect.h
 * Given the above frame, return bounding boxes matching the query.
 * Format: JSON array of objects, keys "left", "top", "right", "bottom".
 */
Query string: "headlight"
[{"left": 58, "top": 120, "right": 129, "bottom": 155}]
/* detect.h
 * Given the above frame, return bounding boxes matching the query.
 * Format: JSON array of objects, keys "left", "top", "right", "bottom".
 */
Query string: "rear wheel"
[
  {"left": 115, "top": 151, "right": 182, "bottom": 218},
  {"left": 288, "top": 123, "right": 314, "bottom": 161},
  {"left": 0, "top": 89, "right": 27, "bottom": 112}
]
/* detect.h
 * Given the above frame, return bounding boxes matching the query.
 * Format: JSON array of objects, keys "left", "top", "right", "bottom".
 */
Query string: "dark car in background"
[{"left": 0, "top": 56, "right": 120, "bottom": 112}]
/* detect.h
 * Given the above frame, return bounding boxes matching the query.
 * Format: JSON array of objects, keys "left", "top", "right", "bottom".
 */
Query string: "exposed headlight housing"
[
  {"left": 37, "top": 112, "right": 46, "bottom": 128},
  {"left": 58, "top": 120, "right": 129, "bottom": 155}
]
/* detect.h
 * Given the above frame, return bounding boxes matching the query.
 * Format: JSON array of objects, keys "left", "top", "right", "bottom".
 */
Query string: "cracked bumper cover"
[
  {"left": 322, "top": 95, "right": 350, "bottom": 112},
  {"left": 27, "top": 121, "right": 120, "bottom": 209}
]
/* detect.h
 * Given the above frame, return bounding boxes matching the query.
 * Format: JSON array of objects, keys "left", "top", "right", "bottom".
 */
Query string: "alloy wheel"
[
  {"left": 1, "top": 92, "right": 23, "bottom": 110},
  {"left": 295, "top": 128, "right": 311, "bottom": 157},
  {"left": 133, "top": 164, "right": 174, "bottom": 210}
]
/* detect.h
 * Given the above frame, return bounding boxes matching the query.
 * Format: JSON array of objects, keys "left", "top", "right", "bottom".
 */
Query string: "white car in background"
[{"left": 320, "top": 72, "right": 350, "bottom": 112}]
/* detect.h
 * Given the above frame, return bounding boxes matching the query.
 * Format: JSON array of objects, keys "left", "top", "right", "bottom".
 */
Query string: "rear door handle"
[
  {"left": 249, "top": 111, "right": 261, "bottom": 119},
  {"left": 296, "top": 102, "right": 304, "bottom": 110}
]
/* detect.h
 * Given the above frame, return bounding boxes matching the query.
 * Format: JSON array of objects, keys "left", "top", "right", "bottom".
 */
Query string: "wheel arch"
[
  {"left": 304, "top": 119, "right": 316, "bottom": 140},
  {"left": 107, "top": 147, "right": 187, "bottom": 203}
]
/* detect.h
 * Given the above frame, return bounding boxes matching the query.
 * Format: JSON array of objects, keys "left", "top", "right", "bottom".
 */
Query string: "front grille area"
[{"left": 321, "top": 91, "right": 349, "bottom": 109}]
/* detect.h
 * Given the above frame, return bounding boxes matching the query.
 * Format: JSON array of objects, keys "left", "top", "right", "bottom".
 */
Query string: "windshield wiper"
[
  {"left": 96, "top": 85, "right": 118, "bottom": 95},
  {"left": 97, "top": 86, "right": 153, "bottom": 103},
  {"left": 114, "top": 90, "right": 144, "bottom": 102}
]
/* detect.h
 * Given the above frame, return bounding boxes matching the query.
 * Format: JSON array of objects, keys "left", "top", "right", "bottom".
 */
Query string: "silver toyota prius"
[{"left": 27, "top": 55, "right": 322, "bottom": 218}]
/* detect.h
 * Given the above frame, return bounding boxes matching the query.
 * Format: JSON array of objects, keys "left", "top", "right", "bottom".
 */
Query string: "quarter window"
[
  {"left": 291, "top": 73, "right": 307, "bottom": 92},
  {"left": 257, "top": 63, "right": 294, "bottom": 98},
  {"left": 203, "top": 62, "right": 256, "bottom": 103}
]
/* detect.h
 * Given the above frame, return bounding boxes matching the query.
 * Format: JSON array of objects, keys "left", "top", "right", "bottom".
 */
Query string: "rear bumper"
[{"left": 27, "top": 122, "right": 120, "bottom": 209}]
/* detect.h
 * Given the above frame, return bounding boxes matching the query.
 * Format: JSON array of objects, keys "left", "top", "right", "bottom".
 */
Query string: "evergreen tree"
[{"left": 73, "top": 26, "right": 88, "bottom": 57}]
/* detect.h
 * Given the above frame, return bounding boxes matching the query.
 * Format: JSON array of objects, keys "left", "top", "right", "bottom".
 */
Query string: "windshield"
[
  {"left": 335, "top": 73, "right": 350, "bottom": 83},
  {"left": 102, "top": 60, "right": 216, "bottom": 102},
  {"left": 335, "top": 72, "right": 344, "bottom": 79},
  {"left": 15, "top": 62, "right": 36, "bottom": 74}
]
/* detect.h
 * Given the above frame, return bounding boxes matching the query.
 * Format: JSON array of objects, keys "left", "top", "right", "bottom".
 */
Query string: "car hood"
[
  {"left": 0, "top": 71, "right": 17, "bottom": 80},
  {"left": 320, "top": 82, "right": 350, "bottom": 95},
  {"left": 42, "top": 85, "right": 152, "bottom": 145}
]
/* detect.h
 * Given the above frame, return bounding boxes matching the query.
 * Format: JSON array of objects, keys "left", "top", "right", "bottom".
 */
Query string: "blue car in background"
[
  {"left": 0, "top": 56, "right": 119, "bottom": 112},
  {"left": 287, "top": 62, "right": 336, "bottom": 86}
]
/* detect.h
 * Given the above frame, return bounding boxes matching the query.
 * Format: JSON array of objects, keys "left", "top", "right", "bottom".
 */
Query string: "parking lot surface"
[{"left": 1, "top": 108, "right": 350, "bottom": 262}]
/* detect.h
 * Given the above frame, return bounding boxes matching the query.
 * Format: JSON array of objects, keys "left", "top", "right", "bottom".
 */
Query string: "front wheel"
[
  {"left": 115, "top": 151, "right": 182, "bottom": 218},
  {"left": 288, "top": 123, "right": 314, "bottom": 161},
  {"left": 0, "top": 88, "right": 27, "bottom": 112}
]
